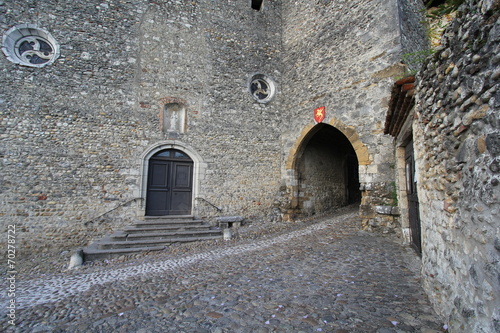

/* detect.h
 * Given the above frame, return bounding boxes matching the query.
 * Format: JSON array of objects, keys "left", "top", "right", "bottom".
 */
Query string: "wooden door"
[
  {"left": 405, "top": 139, "right": 422, "bottom": 254},
  {"left": 146, "top": 150, "right": 193, "bottom": 216}
]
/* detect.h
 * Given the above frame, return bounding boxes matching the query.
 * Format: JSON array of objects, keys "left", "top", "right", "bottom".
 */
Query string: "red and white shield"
[{"left": 314, "top": 106, "right": 325, "bottom": 123}]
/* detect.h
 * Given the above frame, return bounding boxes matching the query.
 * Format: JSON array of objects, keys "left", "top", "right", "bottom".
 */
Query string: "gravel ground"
[
  {"left": 2, "top": 206, "right": 446, "bottom": 333},
  {"left": 14, "top": 208, "right": 352, "bottom": 279}
]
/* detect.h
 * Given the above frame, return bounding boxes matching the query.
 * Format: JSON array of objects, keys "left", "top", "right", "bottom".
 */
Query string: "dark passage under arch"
[{"left": 295, "top": 124, "right": 360, "bottom": 216}]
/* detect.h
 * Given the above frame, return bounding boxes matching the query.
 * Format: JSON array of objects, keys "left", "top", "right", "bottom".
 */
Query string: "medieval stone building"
[{"left": 1, "top": 0, "right": 498, "bottom": 331}]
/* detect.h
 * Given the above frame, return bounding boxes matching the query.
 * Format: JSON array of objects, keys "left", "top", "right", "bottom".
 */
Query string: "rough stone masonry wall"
[
  {"left": 413, "top": 0, "right": 500, "bottom": 331},
  {"left": 0, "top": 0, "right": 148, "bottom": 256},
  {"left": 280, "top": 0, "right": 402, "bottom": 231},
  {"left": 134, "top": 0, "right": 284, "bottom": 222},
  {"left": 0, "top": 0, "right": 283, "bottom": 257},
  {"left": 397, "top": 0, "right": 430, "bottom": 71}
]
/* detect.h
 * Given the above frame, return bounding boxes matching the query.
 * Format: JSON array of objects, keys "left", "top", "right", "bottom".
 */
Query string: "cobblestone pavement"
[{"left": 2, "top": 208, "right": 445, "bottom": 332}]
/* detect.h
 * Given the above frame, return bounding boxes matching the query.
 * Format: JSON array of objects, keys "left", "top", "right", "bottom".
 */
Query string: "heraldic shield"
[{"left": 314, "top": 106, "right": 325, "bottom": 123}]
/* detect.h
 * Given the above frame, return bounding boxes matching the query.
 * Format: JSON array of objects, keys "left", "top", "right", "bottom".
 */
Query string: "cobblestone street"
[{"left": 2, "top": 208, "right": 445, "bottom": 332}]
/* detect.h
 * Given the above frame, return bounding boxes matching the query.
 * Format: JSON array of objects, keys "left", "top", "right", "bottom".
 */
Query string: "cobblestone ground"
[{"left": 2, "top": 208, "right": 445, "bottom": 333}]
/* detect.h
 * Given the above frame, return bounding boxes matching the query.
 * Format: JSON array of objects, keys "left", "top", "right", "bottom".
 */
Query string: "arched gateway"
[{"left": 284, "top": 121, "right": 369, "bottom": 219}]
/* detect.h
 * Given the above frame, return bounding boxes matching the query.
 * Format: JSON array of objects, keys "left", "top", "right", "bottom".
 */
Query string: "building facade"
[
  {"left": 1, "top": 0, "right": 498, "bottom": 331},
  {"left": 1, "top": 0, "right": 407, "bottom": 254}
]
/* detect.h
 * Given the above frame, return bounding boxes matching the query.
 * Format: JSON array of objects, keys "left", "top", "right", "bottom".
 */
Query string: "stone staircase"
[{"left": 83, "top": 216, "right": 223, "bottom": 261}]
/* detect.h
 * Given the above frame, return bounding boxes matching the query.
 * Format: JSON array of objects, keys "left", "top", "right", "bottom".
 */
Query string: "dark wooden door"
[
  {"left": 405, "top": 139, "right": 422, "bottom": 254},
  {"left": 146, "top": 150, "right": 193, "bottom": 216}
]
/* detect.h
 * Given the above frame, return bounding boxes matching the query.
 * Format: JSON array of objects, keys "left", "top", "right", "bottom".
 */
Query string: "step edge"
[
  {"left": 125, "top": 230, "right": 222, "bottom": 236},
  {"left": 83, "top": 246, "right": 166, "bottom": 255},
  {"left": 96, "top": 235, "right": 223, "bottom": 246}
]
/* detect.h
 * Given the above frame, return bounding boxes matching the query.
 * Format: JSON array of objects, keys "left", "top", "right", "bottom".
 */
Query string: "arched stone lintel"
[
  {"left": 328, "top": 117, "right": 370, "bottom": 166},
  {"left": 285, "top": 123, "right": 315, "bottom": 170},
  {"left": 141, "top": 140, "right": 204, "bottom": 163},
  {"left": 285, "top": 118, "right": 371, "bottom": 170}
]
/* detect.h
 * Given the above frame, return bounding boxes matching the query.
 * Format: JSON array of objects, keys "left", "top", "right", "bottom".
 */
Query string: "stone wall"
[
  {"left": 133, "top": 0, "right": 284, "bottom": 220},
  {"left": 1, "top": 0, "right": 148, "bottom": 255},
  {"left": 1, "top": 0, "right": 430, "bottom": 256},
  {"left": 397, "top": 0, "right": 430, "bottom": 71},
  {"left": 0, "top": 0, "right": 283, "bottom": 256},
  {"left": 296, "top": 126, "right": 352, "bottom": 214},
  {"left": 413, "top": 0, "right": 500, "bottom": 331},
  {"left": 280, "top": 0, "right": 403, "bottom": 231}
]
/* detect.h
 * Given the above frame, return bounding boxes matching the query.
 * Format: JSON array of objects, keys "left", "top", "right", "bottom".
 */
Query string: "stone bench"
[{"left": 216, "top": 216, "right": 244, "bottom": 229}]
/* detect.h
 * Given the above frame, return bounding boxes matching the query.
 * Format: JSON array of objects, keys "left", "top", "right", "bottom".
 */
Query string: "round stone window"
[
  {"left": 2, "top": 24, "right": 60, "bottom": 67},
  {"left": 249, "top": 74, "right": 276, "bottom": 103}
]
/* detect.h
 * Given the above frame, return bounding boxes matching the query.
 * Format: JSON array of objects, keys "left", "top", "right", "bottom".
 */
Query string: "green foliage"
[
  {"left": 425, "top": 0, "right": 465, "bottom": 19},
  {"left": 390, "top": 181, "right": 398, "bottom": 207},
  {"left": 401, "top": 49, "right": 435, "bottom": 73}
]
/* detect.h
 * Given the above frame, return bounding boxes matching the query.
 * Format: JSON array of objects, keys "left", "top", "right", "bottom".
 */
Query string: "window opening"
[
  {"left": 153, "top": 149, "right": 190, "bottom": 160},
  {"left": 252, "top": 0, "right": 263, "bottom": 11},
  {"left": 2, "top": 24, "right": 60, "bottom": 67},
  {"left": 248, "top": 73, "right": 276, "bottom": 103}
]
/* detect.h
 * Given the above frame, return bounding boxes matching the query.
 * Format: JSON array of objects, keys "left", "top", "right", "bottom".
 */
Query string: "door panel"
[
  {"left": 146, "top": 192, "right": 169, "bottom": 215},
  {"left": 146, "top": 160, "right": 171, "bottom": 216},
  {"left": 170, "top": 162, "right": 193, "bottom": 215},
  {"left": 146, "top": 150, "right": 193, "bottom": 216},
  {"left": 173, "top": 164, "right": 192, "bottom": 188},
  {"left": 405, "top": 139, "right": 422, "bottom": 254},
  {"left": 150, "top": 163, "right": 169, "bottom": 187},
  {"left": 169, "top": 192, "right": 192, "bottom": 215}
]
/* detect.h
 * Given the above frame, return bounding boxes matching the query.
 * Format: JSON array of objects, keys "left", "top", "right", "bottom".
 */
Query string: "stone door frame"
[
  {"left": 138, "top": 141, "right": 207, "bottom": 217},
  {"left": 393, "top": 106, "right": 420, "bottom": 248}
]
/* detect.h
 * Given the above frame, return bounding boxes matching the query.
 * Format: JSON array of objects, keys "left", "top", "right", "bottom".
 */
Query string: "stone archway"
[{"left": 283, "top": 119, "right": 370, "bottom": 220}]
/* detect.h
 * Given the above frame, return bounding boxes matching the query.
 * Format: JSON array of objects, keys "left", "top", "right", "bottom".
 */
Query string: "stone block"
[
  {"left": 216, "top": 216, "right": 244, "bottom": 229},
  {"left": 375, "top": 205, "right": 400, "bottom": 216}
]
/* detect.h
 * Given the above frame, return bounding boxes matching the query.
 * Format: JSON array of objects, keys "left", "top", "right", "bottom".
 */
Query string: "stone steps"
[
  {"left": 133, "top": 216, "right": 205, "bottom": 226},
  {"left": 111, "top": 230, "right": 222, "bottom": 241},
  {"left": 83, "top": 216, "right": 223, "bottom": 261},
  {"left": 82, "top": 246, "right": 167, "bottom": 260},
  {"left": 92, "top": 235, "right": 224, "bottom": 250},
  {"left": 124, "top": 222, "right": 208, "bottom": 232}
]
